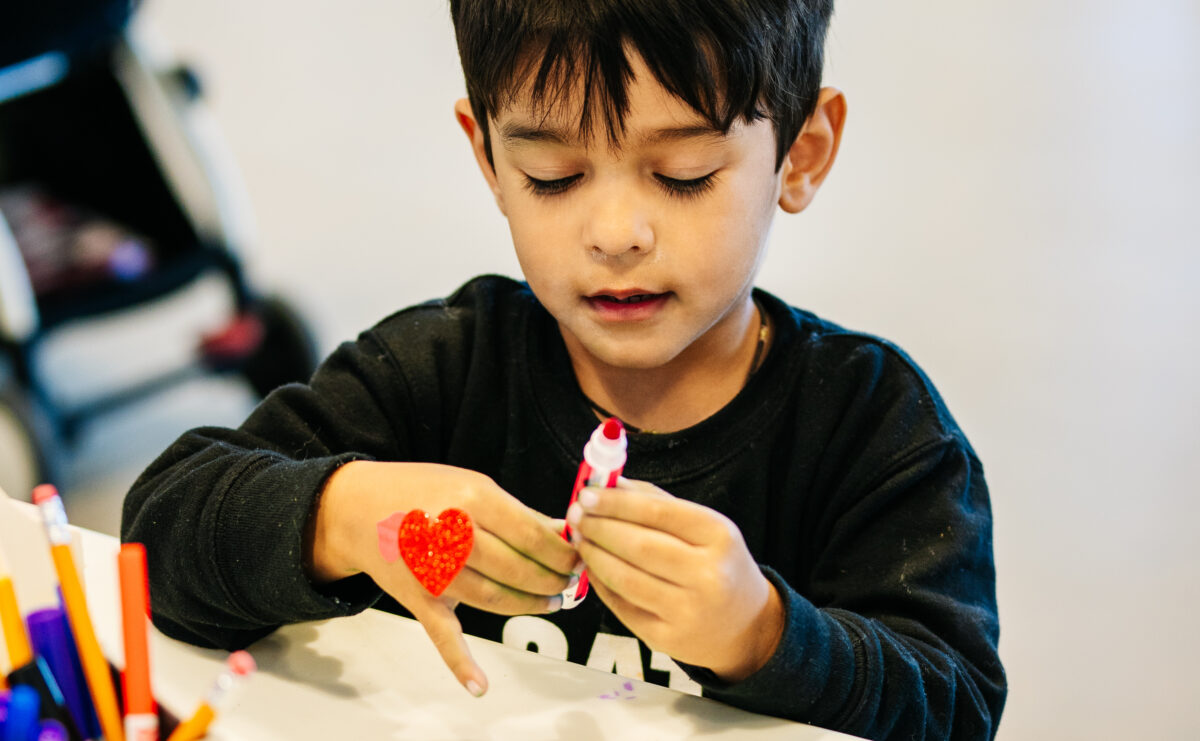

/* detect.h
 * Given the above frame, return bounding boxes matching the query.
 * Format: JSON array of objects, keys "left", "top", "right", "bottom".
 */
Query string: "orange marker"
[
  {"left": 0, "top": 544, "right": 34, "bottom": 687},
  {"left": 120, "top": 543, "right": 157, "bottom": 741},
  {"left": 33, "top": 484, "right": 126, "bottom": 741},
  {"left": 166, "top": 651, "right": 256, "bottom": 741}
]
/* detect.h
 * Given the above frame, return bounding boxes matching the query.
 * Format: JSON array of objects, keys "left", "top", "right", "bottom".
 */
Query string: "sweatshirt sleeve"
[
  {"left": 682, "top": 438, "right": 1006, "bottom": 740},
  {"left": 121, "top": 329, "right": 415, "bottom": 650}
]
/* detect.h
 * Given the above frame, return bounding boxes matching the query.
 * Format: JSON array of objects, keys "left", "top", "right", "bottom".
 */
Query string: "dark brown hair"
[{"left": 449, "top": 0, "right": 834, "bottom": 169}]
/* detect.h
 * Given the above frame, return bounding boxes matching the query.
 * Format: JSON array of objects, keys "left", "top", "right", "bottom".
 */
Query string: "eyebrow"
[
  {"left": 499, "top": 122, "right": 573, "bottom": 146},
  {"left": 498, "top": 121, "right": 727, "bottom": 148}
]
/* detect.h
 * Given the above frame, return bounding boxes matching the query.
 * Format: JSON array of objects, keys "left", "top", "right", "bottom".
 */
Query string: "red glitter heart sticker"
[{"left": 396, "top": 508, "right": 474, "bottom": 597}]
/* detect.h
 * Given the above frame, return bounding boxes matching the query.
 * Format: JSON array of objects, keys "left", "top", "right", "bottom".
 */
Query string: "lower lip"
[{"left": 586, "top": 294, "right": 670, "bottom": 321}]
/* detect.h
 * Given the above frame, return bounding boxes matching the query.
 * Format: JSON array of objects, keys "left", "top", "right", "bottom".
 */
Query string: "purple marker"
[
  {"left": 25, "top": 608, "right": 95, "bottom": 741},
  {"left": 36, "top": 720, "right": 69, "bottom": 741},
  {"left": 54, "top": 589, "right": 101, "bottom": 740}
]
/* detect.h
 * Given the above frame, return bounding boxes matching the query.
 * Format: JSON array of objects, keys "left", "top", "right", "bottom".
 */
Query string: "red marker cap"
[{"left": 602, "top": 417, "right": 623, "bottom": 440}]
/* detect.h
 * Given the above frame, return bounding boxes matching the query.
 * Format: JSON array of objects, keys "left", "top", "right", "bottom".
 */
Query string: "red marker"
[
  {"left": 119, "top": 543, "right": 156, "bottom": 741},
  {"left": 560, "top": 417, "right": 627, "bottom": 609}
]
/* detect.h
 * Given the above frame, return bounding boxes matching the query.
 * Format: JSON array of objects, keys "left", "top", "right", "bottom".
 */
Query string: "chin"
[{"left": 590, "top": 341, "right": 680, "bottom": 371}]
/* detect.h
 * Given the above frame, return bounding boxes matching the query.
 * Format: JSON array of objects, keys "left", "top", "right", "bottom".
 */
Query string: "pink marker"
[{"left": 560, "top": 417, "right": 627, "bottom": 609}]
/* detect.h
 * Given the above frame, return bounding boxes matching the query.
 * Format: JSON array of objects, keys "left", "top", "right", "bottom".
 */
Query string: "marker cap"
[{"left": 583, "top": 418, "right": 627, "bottom": 473}]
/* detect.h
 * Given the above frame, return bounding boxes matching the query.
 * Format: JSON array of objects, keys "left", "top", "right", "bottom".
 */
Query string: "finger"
[
  {"left": 615, "top": 477, "right": 673, "bottom": 497},
  {"left": 467, "top": 528, "right": 572, "bottom": 595},
  {"left": 446, "top": 566, "right": 564, "bottom": 616},
  {"left": 534, "top": 510, "right": 567, "bottom": 533},
  {"left": 588, "top": 571, "right": 666, "bottom": 645},
  {"left": 572, "top": 512, "right": 691, "bottom": 584},
  {"left": 577, "top": 483, "right": 729, "bottom": 545},
  {"left": 576, "top": 534, "right": 683, "bottom": 615},
  {"left": 471, "top": 491, "right": 579, "bottom": 575},
  {"left": 408, "top": 595, "right": 489, "bottom": 696}
]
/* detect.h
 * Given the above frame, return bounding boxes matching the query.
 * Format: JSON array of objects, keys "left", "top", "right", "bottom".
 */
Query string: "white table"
[{"left": 1, "top": 489, "right": 858, "bottom": 739}]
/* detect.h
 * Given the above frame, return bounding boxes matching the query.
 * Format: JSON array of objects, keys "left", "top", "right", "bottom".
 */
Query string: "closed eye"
[
  {"left": 523, "top": 174, "right": 582, "bottom": 196},
  {"left": 654, "top": 172, "right": 717, "bottom": 198},
  {"left": 522, "top": 171, "right": 718, "bottom": 199}
]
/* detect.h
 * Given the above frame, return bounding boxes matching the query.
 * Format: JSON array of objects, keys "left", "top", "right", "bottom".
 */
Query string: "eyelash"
[
  {"left": 523, "top": 174, "right": 581, "bottom": 197},
  {"left": 522, "top": 172, "right": 717, "bottom": 199}
]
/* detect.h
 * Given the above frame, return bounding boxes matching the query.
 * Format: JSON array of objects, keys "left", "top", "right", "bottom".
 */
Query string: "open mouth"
[
  {"left": 593, "top": 293, "right": 663, "bottom": 304},
  {"left": 586, "top": 290, "right": 670, "bottom": 319}
]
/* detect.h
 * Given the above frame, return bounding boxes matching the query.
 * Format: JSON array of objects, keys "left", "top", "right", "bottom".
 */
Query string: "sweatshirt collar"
[{"left": 521, "top": 286, "right": 801, "bottom": 485}]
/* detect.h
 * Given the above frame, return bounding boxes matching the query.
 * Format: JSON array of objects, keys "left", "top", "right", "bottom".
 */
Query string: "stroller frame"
[{"left": 0, "top": 19, "right": 316, "bottom": 496}]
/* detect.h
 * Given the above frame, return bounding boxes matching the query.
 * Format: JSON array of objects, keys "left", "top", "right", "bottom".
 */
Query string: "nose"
[{"left": 583, "top": 180, "right": 655, "bottom": 258}]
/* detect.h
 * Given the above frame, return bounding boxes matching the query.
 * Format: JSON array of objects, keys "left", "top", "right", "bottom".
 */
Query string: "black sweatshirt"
[{"left": 122, "top": 275, "right": 1006, "bottom": 739}]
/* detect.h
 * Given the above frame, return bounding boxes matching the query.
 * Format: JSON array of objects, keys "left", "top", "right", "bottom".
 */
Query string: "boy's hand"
[
  {"left": 567, "top": 478, "right": 784, "bottom": 682},
  {"left": 307, "top": 460, "right": 579, "bottom": 696}
]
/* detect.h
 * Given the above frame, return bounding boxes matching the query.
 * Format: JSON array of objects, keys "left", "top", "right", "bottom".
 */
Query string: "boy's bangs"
[
  {"left": 457, "top": 2, "right": 787, "bottom": 153},
  {"left": 494, "top": 27, "right": 761, "bottom": 148},
  {"left": 452, "top": 0, "right": 831, "bottom": 165}
]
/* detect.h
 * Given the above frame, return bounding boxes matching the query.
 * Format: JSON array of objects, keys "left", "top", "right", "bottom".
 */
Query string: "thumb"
[{"left": 409, "top": 596, "right": 489, "bottom": 697}]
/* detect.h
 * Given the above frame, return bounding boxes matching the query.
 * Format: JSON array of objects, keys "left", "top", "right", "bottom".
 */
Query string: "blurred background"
[{"left": 1, "top": 0, "right": 1196, "bottom": 738}]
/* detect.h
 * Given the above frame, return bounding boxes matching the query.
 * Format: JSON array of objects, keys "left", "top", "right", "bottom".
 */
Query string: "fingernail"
[
  {"left": 546, "top": 594, "right": 563, "bottom": 613},
  {"left": 466, "top": 679, "right": 484, "bottom": 697},
  {"left": 571, "top": 561, "right": 585, "bottom": 576},
  {"left": 579, "top": 488, "right": 598, "bottom": 509},
  {"left": 566, "top": 502, "right": 582, "bottom": 527},
  {"left": 566, "top": 573, "right": 579, "bottom": 592}
]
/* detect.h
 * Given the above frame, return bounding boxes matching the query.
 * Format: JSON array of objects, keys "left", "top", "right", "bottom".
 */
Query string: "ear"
[
  {"left": 454, "top": 98, "right": 507, "bottom": 215},
  {"left": 778, "top": 88, "right": 847, "bottom": 214}
]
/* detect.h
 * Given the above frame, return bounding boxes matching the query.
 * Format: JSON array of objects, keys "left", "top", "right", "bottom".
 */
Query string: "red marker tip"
[
  {"left": 32, "top": 484, "right": 59, "bottom": 504},
  {"left": 602, "top": 417, "right": 623, "bottom": 440}
]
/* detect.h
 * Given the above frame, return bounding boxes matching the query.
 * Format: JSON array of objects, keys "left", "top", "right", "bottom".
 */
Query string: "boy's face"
[{"left": 459, "top": 52, "right": 817, "bottom": 375}]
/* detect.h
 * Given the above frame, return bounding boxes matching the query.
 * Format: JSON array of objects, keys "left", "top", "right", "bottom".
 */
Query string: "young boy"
[{"left": 122, "top": 1, "right": 1006, "bottom": 738}]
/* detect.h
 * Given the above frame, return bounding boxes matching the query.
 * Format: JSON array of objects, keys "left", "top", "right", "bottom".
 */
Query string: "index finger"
[
  {"left": 471, "top": 486, "right": 579, "bottom": 575},
  {"left": 408, "top": 594, "right": 488, "bottom": 696},
  {"left": 576, "top": 481, "right": 729, "bottom": 546}
]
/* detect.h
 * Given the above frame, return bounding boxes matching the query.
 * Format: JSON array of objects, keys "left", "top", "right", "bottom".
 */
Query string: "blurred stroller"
[{"left": 0, "top": 1, "right": 318, "bottom": 497}]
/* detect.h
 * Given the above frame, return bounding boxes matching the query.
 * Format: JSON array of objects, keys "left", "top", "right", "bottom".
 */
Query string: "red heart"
[{"left": 397, "top": 508, "right": 474, "bottom": 596}]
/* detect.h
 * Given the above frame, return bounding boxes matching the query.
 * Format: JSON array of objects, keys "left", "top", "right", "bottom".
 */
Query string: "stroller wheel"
[
  {"left": 238, "top": 296, "right": 318, "bottom": 399},
  {"left": 0, "top": 380, "right": 61, "bottom": 499}
]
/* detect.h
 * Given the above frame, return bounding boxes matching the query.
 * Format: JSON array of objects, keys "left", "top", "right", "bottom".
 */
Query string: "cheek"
[
  {"left": 726, "top": 174, "right": 780, "bottom": 254},
  {"left": 506, "top": 207, "right": 578, "bottom": 289},
  {"left": 682, "top": 184, "right": 776, "bottom": 291},
  {"left": 687, "top": 183, "right": 773, "bottom": 258},
  {"left": 502, "top": 193, "right": 550, "bottom": 253}
]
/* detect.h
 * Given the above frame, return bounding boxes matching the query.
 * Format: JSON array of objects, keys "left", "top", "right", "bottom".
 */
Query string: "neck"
[{"left": 566, "top": 295, "right": 768, "bottom": 434}]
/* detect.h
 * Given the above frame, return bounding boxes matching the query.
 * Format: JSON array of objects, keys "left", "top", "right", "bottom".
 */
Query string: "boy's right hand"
[{"left": 305, "top": 460, "right": 579, "bottom": 696}]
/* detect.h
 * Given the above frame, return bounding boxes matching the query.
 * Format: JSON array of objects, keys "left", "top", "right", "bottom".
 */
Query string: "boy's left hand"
[{"left": 566, "top": 478, "right": 784, "bottom": 682}]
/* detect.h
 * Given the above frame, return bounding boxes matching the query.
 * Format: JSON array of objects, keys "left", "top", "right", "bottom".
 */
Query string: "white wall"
[{"left": 40, "top": 0, "right": 1200, "bottom": 738}]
